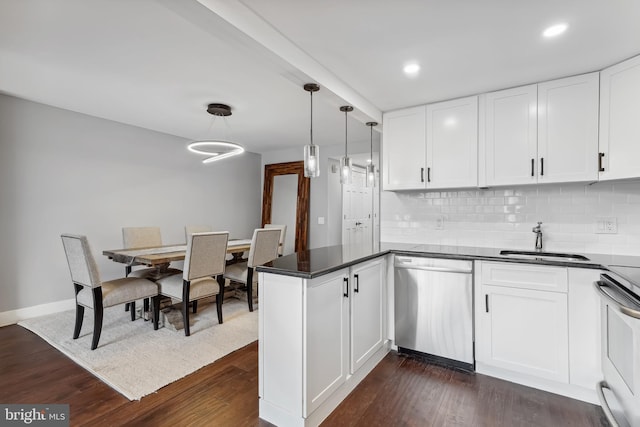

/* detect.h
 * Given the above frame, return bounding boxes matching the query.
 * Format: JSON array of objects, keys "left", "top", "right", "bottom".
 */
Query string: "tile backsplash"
[{"left": 380, "top": 181, "right": 640, "bottom": 255}]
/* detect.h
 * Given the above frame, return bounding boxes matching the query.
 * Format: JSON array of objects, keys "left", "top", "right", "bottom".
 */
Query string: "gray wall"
[{"left": 0, "top": 94, "right": 262, "bottom": 312}]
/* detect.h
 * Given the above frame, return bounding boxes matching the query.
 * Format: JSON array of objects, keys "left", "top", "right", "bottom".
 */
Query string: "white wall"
[
  {"left": 0, "top": 94, "right": 262, "bottom": 313},
  {"left": 381, "top": 181, "right": 640, "bottom": 255}
]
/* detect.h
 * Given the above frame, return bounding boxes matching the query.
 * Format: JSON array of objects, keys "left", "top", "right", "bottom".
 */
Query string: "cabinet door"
[
  {"left": 484, "top": 84, "right": 538, "bottom": 186},
  {"left": 382, "top": 105, "right": 426, "bottom": 190},
  {"left": 350, "top": 258, "right": 384, "bottom": 374},
  {"left": 600, "top": 55, "right": 640, "bottom": 181},
  {"left": 477, "top": 284, "right": 569, "bottom": 383},
  {"left": 567, "top": 268, "right": 602, "bottom": 390},
  {"left": 426, "top": 96, "right": 478, "bottom": 189},
  {"left": 304, "top": 271, "right": 349, "bottom": 416},
  {"left": 538, "top": 73, "right": 599, "bottom": 183}
]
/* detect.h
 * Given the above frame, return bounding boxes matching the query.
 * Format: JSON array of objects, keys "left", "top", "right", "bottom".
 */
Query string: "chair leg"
[
  {"left": 73, "top": 304, "right": 84, "bottom": 339},
  {"left": 217, "top": 275, "right": 225, "bottom": 302},
  {"left": 125, "top": 302, "right": 130, "bottom": 312},
  {"left": 73, "top": 284, "right": 84, "bottom": 339},
  {"left": 246, "top": 268, "right": 254, "bottom": 312},
  {"left": 130, "top": 301, "right": 136, "bottom": 321},
  {"left": 143, "top": 298, "right": 150, "bottom": 321},
  {"left": 91, "top": 288, "right": 104, "bottom": 350},
  {"left": 182, "top": 280, "right": 191, "bottom": 336},
  {"left": 192, "top": 300, "right": 197, "bottom": 314},
  {"left": 152, "top": 295, "right": 160, "bottom": 330},
  {"left": 216, "top": 294, "right": 223, "bottom": 324}
]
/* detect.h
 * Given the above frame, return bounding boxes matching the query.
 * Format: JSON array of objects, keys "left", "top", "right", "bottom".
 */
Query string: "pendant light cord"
[
  {"left": 344, "top": 109, "right": 348, "bottom": 157},
  {"left": 310, "top": 90, "right": 314, "bottom": 146}
]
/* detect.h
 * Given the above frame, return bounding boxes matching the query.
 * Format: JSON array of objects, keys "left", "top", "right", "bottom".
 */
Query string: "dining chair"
[
  {"left": 155, "top": 232, "right": 229, "bottom": 336},
  {"left": 61, "top": 234, "right": 160, "bottom": 350},
  {"left": 223, "top": 228, "right": 281, "bottom": 312},
  {"left": 264, "top": 224, "right": 287, "bottom": 256},
  {"left": 122, "top": 226, "right": 179, "bottom": 318},
  {"left": 185, "top": 225, "right": 213, "bottom": 242}
]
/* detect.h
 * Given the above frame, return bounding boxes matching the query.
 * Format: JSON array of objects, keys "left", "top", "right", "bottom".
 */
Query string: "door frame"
[{"left": 262, "top": 161, "right": 310, "bottom": 252}]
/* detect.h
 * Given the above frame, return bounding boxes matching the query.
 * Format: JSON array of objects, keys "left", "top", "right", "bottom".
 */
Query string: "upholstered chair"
[
  {"left": 155, "top": 232, "right": 229, "bottom": 336},
  {"left": 264, "top": 224, "right": 287, "bottom": 256},
  {"left": 223, "top": 228, "right": 281, "bottom": 312},
  {"left": 122, "top": 226, "right": 179, "bottom": 317},
  {"left": 61, "top": 234, "right": 160, "bottom": 350},
  {"left": 184, "top": 225, "right": 213, "bottom": 242}
]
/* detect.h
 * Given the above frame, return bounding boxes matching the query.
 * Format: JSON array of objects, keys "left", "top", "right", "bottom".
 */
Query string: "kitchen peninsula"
[{"left": 256, "top": 243, "right": 640, "bottom": 427}]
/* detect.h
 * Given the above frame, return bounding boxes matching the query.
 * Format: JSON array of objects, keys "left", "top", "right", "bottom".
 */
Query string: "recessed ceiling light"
[
  {"left": 543, "top": 23, "right": 568, "bottom": 38},
  {"left": 403, "top": 63, "right": 420, "bottom": 76}
]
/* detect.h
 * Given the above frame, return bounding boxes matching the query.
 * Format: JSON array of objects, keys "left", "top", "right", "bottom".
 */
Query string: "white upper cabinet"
[
  {"left": 426, "top": 96, "right": 478, "bottom": 189},
  {"left": 599, "top": 55, "right": 640, "bottom": 181},
  {"left": 538, "top": 73, "right": 599, "bottom": 183},
  {"left": 382, "top": 105, "right": 426, "bottom": 190},
  {"left": 483, "top": 84, "right": 538, "bottom": 186},
  {"left": 482, "top": 74, "right": 599, "bottom": 187}
]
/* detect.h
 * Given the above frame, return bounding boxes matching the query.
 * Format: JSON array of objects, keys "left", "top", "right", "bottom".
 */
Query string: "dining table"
[{"left": 103, "top": 238, "right": 252, "bottom": 279}]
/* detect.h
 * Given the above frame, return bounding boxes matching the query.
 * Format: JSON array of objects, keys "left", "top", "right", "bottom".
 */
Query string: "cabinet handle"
[
  {"left": 420, "top": 167, "right": 424, "bottom": 183},
  {"left": 343, "top": 277, "right": 349, "bottom": 298},
  {"left": 354, "top": 274, "right": 359, "bottom": 293},
  {"left": 427, "top": 167, "right": 431, "bottom": 183},
  {"left": 531, "top": 158, "right": 534, "bottom": 177},
  {"left": 540, "top": 158, "right": 544, "bottom": 176},
  {"left": 598, "top": 152, "right": 605, "bottom": 172},
  {"left": 485, "top": 294, "right": 489, "bottom": 313}
]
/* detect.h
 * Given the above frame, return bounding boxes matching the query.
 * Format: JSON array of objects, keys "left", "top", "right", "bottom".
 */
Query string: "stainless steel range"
[{"left": 595, "top": 267, "right": 640, "bottom": 427}]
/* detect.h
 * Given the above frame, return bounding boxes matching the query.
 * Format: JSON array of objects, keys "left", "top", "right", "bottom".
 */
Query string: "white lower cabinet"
[
  {"left": 478, "top": 284, "right": 569, "bottom": 382},
  {"left": 350, "top": 258, "right": 385, "bottom": 374},
  {"left": 259, "top": 257, "right": 388, "bottom": 427},
  {"left": 475, "top": 261, "right": 603, "bottom": 403}
]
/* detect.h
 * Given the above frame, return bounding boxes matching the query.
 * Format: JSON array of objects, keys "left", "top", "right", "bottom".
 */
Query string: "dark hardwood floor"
[{"left": 0, "top": 324, "right": 607, "bottom": 427}]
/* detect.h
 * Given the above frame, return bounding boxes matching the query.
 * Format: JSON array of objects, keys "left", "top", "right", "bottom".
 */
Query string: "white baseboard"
[{"left": 0, "top": 298, "right": 75, "bottom": 327}]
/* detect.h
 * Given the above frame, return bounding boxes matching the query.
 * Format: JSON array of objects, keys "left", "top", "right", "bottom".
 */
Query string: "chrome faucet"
[{"left": 532, "top": 222, "right": 543, "bottom": 251}]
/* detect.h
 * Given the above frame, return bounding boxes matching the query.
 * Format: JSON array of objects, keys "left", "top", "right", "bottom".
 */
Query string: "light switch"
[{"left": 318, "top": 216, "right": 325, "bottom": 225}]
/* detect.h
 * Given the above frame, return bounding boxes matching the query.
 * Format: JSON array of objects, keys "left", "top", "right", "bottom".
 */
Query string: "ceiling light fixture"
[
  {"left": 403, "top": 63, "right": 421, "bottom": 76},
  {"left": 303, "top": 83, "right": 320, "bottom": 178},
  {"left": 543, "top": 23, "right": 568, "bottom": 38},
  {"left": 340, "top": 105, "right": 354, "bottom": 185},
  {"left": 366, "top": 121, "right": 378, "bottom": 188},
  {"left": 187, "top": 103, "right": 244, "bottom": 164}
]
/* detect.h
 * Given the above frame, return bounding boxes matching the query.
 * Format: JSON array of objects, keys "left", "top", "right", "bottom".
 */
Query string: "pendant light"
[
  {"left": 366, "top": 121, "right": 378, "bottom": 187},
  {"left": 303, "top": 83, "right": 320, "bottom": 177},
  {"left": 340, "top": 105, "right": 354, "bottom": 184},
  {"left": 187, "top": 103, "right": 244, "bottom": 163}
]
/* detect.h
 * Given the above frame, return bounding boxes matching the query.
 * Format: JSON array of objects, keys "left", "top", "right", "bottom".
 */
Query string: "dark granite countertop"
[{"left": 256, "top": 242, "right": 640, "bottom": 286}]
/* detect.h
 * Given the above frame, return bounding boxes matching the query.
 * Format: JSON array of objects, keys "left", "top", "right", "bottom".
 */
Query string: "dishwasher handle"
[{"left": 395, "top": 264, "right": 472, "bottom": 274}]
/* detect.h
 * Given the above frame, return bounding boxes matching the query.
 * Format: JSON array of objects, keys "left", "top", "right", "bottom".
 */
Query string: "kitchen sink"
[{"left": 499, "top": 250, "right": 590, "bottom": 262}]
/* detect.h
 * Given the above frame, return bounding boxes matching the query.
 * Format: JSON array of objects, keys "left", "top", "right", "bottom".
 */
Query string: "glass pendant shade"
[
  {"left": 304, "top": 143, "right": 320, "bottom": 177},
  {"left": 303, "top": 83, "right": 321, "bottom": 178},
  {"left": 340, "top": 156, "right": 352, "bottom": 184},
  {"left": 366, "top": 163, "right": 376, "bottom": 187}
]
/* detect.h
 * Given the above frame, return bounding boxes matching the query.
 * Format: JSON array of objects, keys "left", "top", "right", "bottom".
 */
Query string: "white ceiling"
[{"left": 1, "top": 0, "right": 639, "bottom": 155}]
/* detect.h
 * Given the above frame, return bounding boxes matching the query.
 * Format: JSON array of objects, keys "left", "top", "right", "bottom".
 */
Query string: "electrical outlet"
[
  {"left": 435, "top": 216, "right": 445, "bottom": 230},
  {"left": 596, "top": 217, "right": 617, "bottom": 234},
  {"left": 318, "top": 216, "right": 325, "bottom": 225}
]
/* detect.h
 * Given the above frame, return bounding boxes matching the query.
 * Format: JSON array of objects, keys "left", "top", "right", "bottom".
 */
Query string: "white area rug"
[{"left": 18, "top": 298, "right": 257, "bottom": 400}]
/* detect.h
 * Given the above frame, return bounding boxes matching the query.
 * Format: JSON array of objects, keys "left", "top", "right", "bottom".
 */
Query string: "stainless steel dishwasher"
[{"left": 394, "top": 256, "right": 474, "bottom": 371}]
